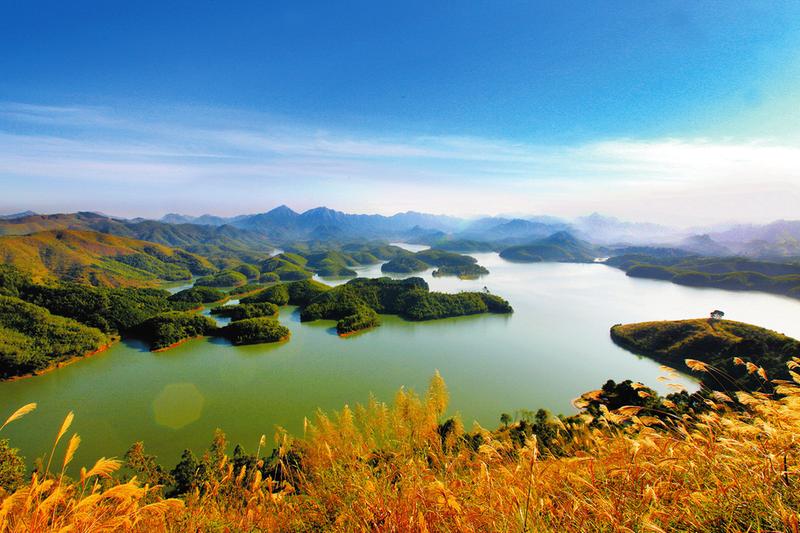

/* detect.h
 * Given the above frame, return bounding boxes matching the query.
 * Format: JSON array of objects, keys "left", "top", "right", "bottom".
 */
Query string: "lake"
[{"left": 3, "top": 251, "right": 800, "bottom": 471}]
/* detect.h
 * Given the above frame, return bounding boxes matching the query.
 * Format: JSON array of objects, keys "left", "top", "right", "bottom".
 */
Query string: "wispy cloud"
[{"left": 0, "top": 102, "right": 798, "bottom": 223}]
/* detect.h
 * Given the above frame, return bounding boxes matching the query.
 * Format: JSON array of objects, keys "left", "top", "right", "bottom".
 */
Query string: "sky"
[{"left": 1, "top": 1, "right": 799, "bottom": 225}]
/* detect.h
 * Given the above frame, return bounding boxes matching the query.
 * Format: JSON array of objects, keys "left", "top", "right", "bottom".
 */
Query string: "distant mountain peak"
[
  {"left": 543, "top": 230, "right": 580, "bottom": 245},
  {"left": 266, "top": 205, "right": 299, "bottom": 216},
  {"left": 0, "top": 210, "right": 37, "bottom": 220}
]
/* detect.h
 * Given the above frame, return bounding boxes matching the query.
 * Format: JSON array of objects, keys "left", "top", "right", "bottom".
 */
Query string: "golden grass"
[{"left": 1, "top": 365, "right": 799, "bottom": 531}]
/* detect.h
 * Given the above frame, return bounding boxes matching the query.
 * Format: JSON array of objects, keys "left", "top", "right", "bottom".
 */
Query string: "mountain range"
[{"left": 1, "top": 207, "right": 799, "bottom": 259}]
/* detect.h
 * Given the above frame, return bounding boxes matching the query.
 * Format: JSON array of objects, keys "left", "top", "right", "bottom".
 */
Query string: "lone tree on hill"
[{"left": 710, "top": 310, "right": 725, "bottom": 321}]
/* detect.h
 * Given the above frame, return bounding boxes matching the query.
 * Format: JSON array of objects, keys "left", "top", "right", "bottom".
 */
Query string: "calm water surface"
[{"left": 3, "top": 251, "right": 800, "bottom": 470}]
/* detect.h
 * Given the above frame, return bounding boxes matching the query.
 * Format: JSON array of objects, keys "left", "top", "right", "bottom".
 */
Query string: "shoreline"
[
  {"left": 2, "top": 337, "right": 120, "bottom": 382},
  {"left": 338, "top": 328, "right": 376, "bottom": 338},
  {"left": 151, "top": 335, "right": 205, "bottom": 352}
]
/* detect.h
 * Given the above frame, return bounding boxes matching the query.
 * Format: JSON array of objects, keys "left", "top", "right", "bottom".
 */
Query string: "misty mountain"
[
  {"left": 677, "top": 234, "right": 733, "bottom": 256},
  {"left": 708, "top": 220, "right": 800, "bottom": 257},
  {"left": 499, "top": 231, "right": 597, "bottom": 263},
  {"left": 572, "top": 213, "right": 682, "bottom": 245}
]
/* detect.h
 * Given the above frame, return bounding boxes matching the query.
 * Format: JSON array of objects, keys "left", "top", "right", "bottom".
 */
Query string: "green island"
[
  {"left": 381, "top": 248, "right": 490, "bottom": 276},
  {"left": 605, "top": 255, "right": 800, "bottom": 299},
  {"left": 432, "top": 263, "right": 490, "bottom": 279},
  {"left": 610, "top": 317, "right": 800, "bottom": 391},
  {"left": 221, "top": 317, "right": 291, "bottom": 345},
  {"left": 136, "top": 312, "right": 218, "bottom": 351}
]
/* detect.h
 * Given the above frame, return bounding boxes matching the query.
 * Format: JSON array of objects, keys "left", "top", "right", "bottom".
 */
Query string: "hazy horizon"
[{"left": 2, "top": 3, "right": 799, "bottom": 225}]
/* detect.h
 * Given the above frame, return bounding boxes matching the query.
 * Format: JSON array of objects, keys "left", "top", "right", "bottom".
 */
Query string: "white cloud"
[{"left": 0, "top": 103, "right": 798, "bottom": 224}]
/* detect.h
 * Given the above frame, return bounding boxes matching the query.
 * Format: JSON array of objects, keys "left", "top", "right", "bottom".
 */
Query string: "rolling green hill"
[
  {"left": 0, "top": 212, "right": 276, "bottom": 268},
  {"left": 0, "top": 230, "right": 215, "bottom": 287}
]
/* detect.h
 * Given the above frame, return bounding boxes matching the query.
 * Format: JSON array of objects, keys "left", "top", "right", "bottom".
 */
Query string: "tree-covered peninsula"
[
  {"left": 610, "top": 317, "right": 800, "bottom": 391},
  {"left": 605, "top": 255, "right": 800, "bottom": 299}
]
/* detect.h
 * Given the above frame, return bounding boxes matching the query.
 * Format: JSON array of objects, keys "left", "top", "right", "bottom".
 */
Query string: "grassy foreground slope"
[
  {"left": 611, "top": 318, "right": 800, "bottom": 390},
  {"left": 0, "top": 229, "right": 214, "bottom": 287},
  {"left": 1, "top": 368, "right": 799, "bottom": 531}
]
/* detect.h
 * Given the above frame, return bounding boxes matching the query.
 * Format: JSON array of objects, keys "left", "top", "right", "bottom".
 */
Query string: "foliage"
[
  {"left": 194, "top": 270, "right": 248, "bottom": 287},
  {"left": 211, "top": 302, "right": 279, "bottom": 320},
  {"left": 380, "top": 255, "right": 429, "bottom": 273},
  {"left": 22, "top": 282, "right": 193, "bottom": 333},
  {"left": 260, "top": 254, "right": 314, "bottom": 281},
  {"left": 222, "top": 317, "right": 290, "bottom": 345},
  {"left": 382, "top": 249, "right": 491, "bottom": 276},
  {"left": 432, "top": 263, "right": 490, "bottom": 278},
  {"left": 259, "top": 272, "right": 280, "bottom": 283},
  {"left": 124, "top": 441, "right": 174, "bottom": 487},
  {"left": 303, "top": 251, "right": 358, "bottom": 277},
  {"left": 136, "top": 312, "right": 218, "bottom": 351},
  {"left": 167, "top": 286, "right": 226, "bottom": 304},
  {"left": 0, "top": 229, "right": 214, "bottom": 287},
  {"left": 241, "top": 283, "right": 290, "bottom": 306},
  {"left": 336, "top": 305, "right": 380, "bottom": 335},
  {"left": 0, "top": 264, "right": 31, "bottom": 297},
  {"left": 299, "top": 277, "right": 512, "bottom": 333},
  {"left": 607, "top": 255, "right": 800, "bottom": 299},
  {"left": 112, "top": 252, "right": 193, "bottom": 281},
  {"left": 240, "top": 279, "right": 331, "bottom": 307},
  {"left": 0, "top": 439, "right": 25, "bottom": 491},
  {"left": 610, "top": 318, "right": 800, "bottom": 391},
  {"left": 284, "top": 279, "right": 332, "bottom": 305},
  {"left": 0, "top": 295, "right": 109, "bottom": 377},
  {"left": 232, "top": 263, "right": 261, "bottom": 279}
]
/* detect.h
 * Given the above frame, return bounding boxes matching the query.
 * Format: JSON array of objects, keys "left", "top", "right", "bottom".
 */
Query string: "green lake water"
[{"left": 3, "top": 251, "right": 800, "bottom": 471}]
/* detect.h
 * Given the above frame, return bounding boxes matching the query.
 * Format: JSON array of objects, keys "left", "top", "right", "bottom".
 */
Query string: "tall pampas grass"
[{"left": 1, "top": 359, "right": 799, "bottom": 531}]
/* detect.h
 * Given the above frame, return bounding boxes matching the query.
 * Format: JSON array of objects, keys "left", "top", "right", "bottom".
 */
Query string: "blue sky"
[{"left": 1, "top": 1, "right": 799, "bottom": 224}]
